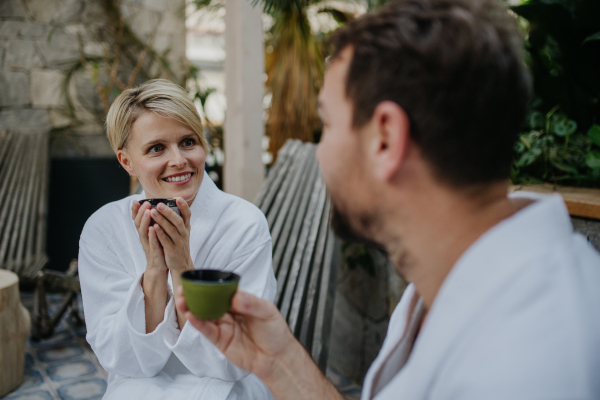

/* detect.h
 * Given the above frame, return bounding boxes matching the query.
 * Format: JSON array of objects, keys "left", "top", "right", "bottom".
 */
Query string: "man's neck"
[{"left": 384, "top": 181, "right": 532, "bottom": 310}]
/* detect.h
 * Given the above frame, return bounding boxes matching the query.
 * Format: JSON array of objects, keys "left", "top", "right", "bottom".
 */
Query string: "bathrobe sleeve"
[
  {"left": 79, "top": 223, "right": 180, "bottom": 378},
  {"left": 165, "top": 238, "right": 277, "bottom": 381}
]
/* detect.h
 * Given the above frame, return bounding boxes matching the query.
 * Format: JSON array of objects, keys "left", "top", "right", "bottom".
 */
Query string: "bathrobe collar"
[{"left": 367, "top": 193, "right": 573, "bottom": 398}]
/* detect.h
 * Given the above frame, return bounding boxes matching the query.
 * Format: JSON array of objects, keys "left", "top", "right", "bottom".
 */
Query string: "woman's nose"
[{"left": 169, "top": 148, "right": 187, "bottom": 168}]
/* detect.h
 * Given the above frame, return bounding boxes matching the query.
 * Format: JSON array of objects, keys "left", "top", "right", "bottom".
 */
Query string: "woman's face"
[{"left": 117, "top": 112, "right": 206, "bottom": 205}]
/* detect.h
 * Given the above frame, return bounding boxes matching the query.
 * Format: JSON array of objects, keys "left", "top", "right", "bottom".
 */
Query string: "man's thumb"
[{"left": 231, "top": 290, "right": 279, "bottom": 320}]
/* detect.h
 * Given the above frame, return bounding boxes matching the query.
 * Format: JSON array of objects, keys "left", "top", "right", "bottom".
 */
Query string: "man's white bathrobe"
[
  {"left": 362, "top": 192, "right": 600, "bottom": 400},
  {"left": 78, "top": 176, "right": 276, "bottom": 400}
]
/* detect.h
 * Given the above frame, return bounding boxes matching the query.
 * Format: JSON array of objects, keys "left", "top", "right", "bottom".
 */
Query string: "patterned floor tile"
[
  {"left": 2, "top": 293, "right": 107, "bottom": 400},
  {"left": 35, "top": 345, "right": 84, "bottom": 365},
  {"left": 45, "top": 361, "right": 97, "bottom": 383},
  {"left": 55, "top": 379, "right": 106, "bottom": 400}
]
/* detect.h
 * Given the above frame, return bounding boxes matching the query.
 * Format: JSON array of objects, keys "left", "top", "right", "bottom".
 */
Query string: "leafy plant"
[{"left": 511, "top": 0, "right": 600, "bottom": 187}]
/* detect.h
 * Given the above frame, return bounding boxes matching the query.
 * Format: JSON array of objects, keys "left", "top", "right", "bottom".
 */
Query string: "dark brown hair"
[{"left": 327, "top": 0, "right": 530, "bottom": 187}]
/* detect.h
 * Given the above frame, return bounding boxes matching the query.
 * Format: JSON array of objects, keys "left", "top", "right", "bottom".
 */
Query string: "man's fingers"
[
  {"left": 186, "top": 312, "right": 221, "bottom": 342},
  {"left": 231, "top": 290, "right": 280, "bottom": 321}
]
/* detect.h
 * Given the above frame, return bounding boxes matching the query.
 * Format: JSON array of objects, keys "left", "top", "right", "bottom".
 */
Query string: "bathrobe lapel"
[{"left": 368, "top": 194, "right": 573, "bottom": 399}]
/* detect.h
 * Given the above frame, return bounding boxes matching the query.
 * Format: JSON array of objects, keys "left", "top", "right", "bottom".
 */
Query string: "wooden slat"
[
  {"left": 257, "top": 140, "right": 301, "bottom": 215},
  {"left": 271, "top": 146, "right": 316, "bottom": 278},
  {"left": 510, "top": 184, "right": 600, "bottom": 220},
  {"left": 299, "top": 195, "right": 331, "bottom": 348},
  {"left": 254, "top": 139, "right": 299, "bottom": 209},
  {"left": 0, "top": 136, "right": 29, "bottom": 268},
  {"left": 286, "top": 175, "right": 327, "bottom": 333},
  {"left": 6, "top": 134, "right": 36, "bottom": 272},
  {"left": 311, "top": 226, "right": 340, "bottom": 371},
  {"left": 274, "top": 148, "right": 319, "bottom": 307},
  {"left": 14, "top": 134, "right": 42, "bottom": 275},
  {"left": 266, "top": 144, "right": 309, "bottom": 232}
]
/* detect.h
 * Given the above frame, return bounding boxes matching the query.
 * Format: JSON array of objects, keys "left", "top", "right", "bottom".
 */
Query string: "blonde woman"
[{"left": 78, "top": 79, "right": 276, "bottom": 400}]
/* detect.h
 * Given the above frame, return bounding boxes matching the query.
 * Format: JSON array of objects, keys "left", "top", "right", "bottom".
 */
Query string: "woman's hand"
[
  {"left": 131, "top": 201, "right": 168, "bottom": 276},
  {"left": 132, "top": 200, "right": 169, "bottom": 333},
  {"left": 149, "top": 197, "right": 194, "bottom": 276}
]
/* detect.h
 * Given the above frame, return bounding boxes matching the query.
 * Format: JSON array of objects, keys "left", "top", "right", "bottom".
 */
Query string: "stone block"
[
  {"left": 31, "top": 69, "right": 66, "bottom": 107},
  {"left": 36, "top": 28, "right": 79, "bottom": 68},
  {"left": 48, "top": 109, "right": 72, "bottom": 129},
  {"left": 21, "top": 0, "right": 60, "bottom": 23},
  {"left": 6, "top": 39, "right": 44, "bottom": 69},
  {"left": 121, "top": 3, "right": 162, "bottom": 41},
  {"left": 0, "top": 0, "right": 27, "bottom": 18},
  {"left": 19, "top": 22, "right": 51, "bottom": 39},
  {"left": 0, "top": 21, "right": 25, "bottom": 39},
  {"left": 0, "top": 109, "right": 51, "bottom": 133},
  {"left": 0, "top": 71, "right": 30, "bottom": 107}
]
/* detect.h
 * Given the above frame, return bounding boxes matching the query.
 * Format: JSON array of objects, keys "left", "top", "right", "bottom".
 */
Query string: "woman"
[{"left": 78, "top": 79, "right": 276, "bottom": 400}]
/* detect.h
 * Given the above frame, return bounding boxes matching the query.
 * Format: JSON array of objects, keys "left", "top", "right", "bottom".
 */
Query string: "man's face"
[{"left": 316, "top": 47, "right": 380, "bottom": 245}]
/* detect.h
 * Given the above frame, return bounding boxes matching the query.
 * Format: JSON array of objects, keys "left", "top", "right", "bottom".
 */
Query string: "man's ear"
[
  {"left": 369, "top": 101, "right": 411, "bottom": 182},
  {"left": 117, "top": 149, "right": 136, "bottom": 177}
]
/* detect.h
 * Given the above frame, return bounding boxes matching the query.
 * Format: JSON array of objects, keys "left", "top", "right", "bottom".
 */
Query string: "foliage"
[
  {"left": 342, "top": 242, "right": 377, "bottom": 277},
  {"left": 511, "top": 0, "right": 600, "bottom": 187}
]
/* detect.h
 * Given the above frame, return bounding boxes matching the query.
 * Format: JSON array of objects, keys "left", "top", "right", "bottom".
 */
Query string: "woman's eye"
[
  {"left": 182, "top": 139, "right": 195, "bottom": 147},
  {"left": 148, "top": 145, "right": 163, "bottom": 153}
]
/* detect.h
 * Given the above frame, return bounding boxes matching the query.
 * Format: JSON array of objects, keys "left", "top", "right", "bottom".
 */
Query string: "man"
[{"left": 176, "top": 0, "right": 600, "bottom": 398}]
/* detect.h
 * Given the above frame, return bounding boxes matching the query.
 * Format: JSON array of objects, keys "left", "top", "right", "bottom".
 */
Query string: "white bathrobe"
[
  {"left": 78, "top": 176, "right": 277, "bottom": 400},
  {"left": 362, "top": 192, "right": 600, "bottom": 400}
]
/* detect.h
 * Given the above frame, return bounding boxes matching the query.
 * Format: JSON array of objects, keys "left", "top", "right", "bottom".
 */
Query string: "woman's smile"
[{"left": 163, "top": 171, "right": 194, "bottom": 185}]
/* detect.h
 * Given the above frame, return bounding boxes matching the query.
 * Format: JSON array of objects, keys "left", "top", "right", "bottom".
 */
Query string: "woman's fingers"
[
  {"left": 154, "top": 224, "right": 174, "bottom": 247},
  {"left": 156, "top": 203, "right": 186, "bottom": 235},
  {"left": 176, "top": 197, "right": 192, "bottom": 229},
  {"left": 135, "top": 202, "right": 150, "bottom": 229},
  {"left": 139, "top": 209, "right": 152, "bottom": 241},
  {"left": 151, "top": 208, "right": 179, "bottom": 240},
  {"left": 131, "top": 200, "right": 140, "bottom": 221}
]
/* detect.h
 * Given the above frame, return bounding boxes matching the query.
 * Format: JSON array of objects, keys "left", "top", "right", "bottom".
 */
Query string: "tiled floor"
[
  {"left": 2, "top": 293, "right": 107, "bottom": 400},
  {"left": 3, "top": 292, "right": 360, "bottom": 400}
]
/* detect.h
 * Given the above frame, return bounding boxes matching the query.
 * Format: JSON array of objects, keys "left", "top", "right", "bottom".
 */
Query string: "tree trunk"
[{"left": 0, "top": 269, "right": 30, "bottom": 397}]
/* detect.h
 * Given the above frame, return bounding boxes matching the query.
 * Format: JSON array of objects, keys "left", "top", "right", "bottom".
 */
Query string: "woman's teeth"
[{"left": 165, "top": 173, "right": 192, "bottom": 182}]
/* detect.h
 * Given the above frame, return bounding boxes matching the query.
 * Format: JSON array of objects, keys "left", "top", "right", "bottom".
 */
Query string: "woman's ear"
[{"left": 117, "top": 149, "right": 136, "bottom": 177}]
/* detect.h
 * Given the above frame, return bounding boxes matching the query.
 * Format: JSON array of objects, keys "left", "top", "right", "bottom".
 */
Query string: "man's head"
[{"left": 316, "top": 0, "right": 530, "bottom": 244}]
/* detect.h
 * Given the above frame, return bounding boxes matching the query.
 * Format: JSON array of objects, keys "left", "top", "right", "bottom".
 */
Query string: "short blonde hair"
[{"left": 106, "top": 79, "right": 209, "bottom": 153}]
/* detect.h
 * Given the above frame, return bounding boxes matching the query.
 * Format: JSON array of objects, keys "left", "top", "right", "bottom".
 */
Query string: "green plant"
[{"left": 511, "top": 0, "right": 600, "bottom": 187}]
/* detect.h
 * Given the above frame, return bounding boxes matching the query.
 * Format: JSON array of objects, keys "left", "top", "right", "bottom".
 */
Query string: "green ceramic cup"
[{"left": 180, "top": 269, "right": 240, "bottom": 320}]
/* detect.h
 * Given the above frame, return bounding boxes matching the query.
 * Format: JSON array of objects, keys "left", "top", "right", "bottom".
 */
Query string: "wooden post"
[
  {"left": 0, "top": 269, "right": 30, "bottom": 397},
  {"left": 224, "top": 0, "right": 265, "bottom": 201}
]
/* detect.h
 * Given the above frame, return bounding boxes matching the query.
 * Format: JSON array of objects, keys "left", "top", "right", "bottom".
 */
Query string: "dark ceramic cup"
[
  {"left": 138, "top": 198, "right": 181, "bottom": 226},
  {"left": 180, "top": 269, "right": 240, "bottom": 320}
]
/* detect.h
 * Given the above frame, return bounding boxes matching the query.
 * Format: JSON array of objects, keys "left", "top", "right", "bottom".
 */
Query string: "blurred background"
[{"left": 0, "top": 0, "right": 598, "bottom": 399}]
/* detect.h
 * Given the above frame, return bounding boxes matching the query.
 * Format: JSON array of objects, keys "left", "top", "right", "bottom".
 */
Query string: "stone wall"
[{"left": 0, "top": 0, "right": 186, "bottom": 157}]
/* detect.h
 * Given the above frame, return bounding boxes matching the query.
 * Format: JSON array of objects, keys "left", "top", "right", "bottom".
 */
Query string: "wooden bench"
[{"left": 254, "top": 139, "right": 340, "bottom": 372}]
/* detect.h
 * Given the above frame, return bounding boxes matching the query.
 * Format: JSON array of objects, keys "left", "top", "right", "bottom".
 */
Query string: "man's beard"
[{"left": 330, "top": 202, "right": 381, "bottom": 248}]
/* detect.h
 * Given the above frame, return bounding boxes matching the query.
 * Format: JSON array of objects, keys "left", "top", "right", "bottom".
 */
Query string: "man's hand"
[
  {"left": 175, "top": 288, "right": 344, "bottom": 400},
  {"left": 175, "top": 287, "right": 295, "bottom": 381}
]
